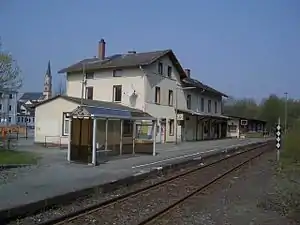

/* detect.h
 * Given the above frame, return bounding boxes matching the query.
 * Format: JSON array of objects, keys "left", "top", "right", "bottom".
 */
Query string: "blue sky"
[{"left": 0, "top": 0, "right": 299, "bottom": 100}]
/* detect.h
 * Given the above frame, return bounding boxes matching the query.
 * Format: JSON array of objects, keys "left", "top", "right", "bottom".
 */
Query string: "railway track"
[{"left": 38, "top": 142, "right": 272, "bottom": 225}]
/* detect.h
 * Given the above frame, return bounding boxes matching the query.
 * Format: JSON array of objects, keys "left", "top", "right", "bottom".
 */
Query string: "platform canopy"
[
  {"left": 67, "top": 105, "right": 155, "bottom": 121},
  {"left": 177, "top": 109, "right": 229, "bottom": 120}
]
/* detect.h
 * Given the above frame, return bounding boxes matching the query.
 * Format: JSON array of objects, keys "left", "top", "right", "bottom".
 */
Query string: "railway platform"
[{"left": 0, "top": 138, "right": 270, "bottom": 220}]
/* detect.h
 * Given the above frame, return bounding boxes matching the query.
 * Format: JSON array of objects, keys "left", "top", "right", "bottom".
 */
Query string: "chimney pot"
[
  {"left": 98, "top": 39, "right": 106, "bottom": 60},
  {"left": 184, "top": 69, "right": 191, "bottom": 78}
]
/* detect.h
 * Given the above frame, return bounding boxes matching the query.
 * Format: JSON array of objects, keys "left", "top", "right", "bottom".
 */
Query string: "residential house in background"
[
  {"left": 34, "top": 39, "right": 228, "bottom": 145},
  {"left": 17, "top": 102, "right": 35, "bottom": 129},
  {"left": 17, "top": 61, "right": 53, "bottom": 130},
  {"left": 0, "top": 90, "right": 18, "bottom": 125}
]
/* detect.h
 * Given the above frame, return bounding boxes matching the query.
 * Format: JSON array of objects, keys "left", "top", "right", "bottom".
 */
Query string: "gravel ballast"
[
  {"left": 7, "top": 145, "right": 250, "bottom": 225},
  {"left": 149, "top": 150, "right": 296, "bottom": 225},
  {"left": 55, "top": 145, "right": 269, "bottom": 225}
]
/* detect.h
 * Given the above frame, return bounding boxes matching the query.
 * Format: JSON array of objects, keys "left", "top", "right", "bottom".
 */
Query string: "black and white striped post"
[{"left": 276, "top": 117, "right": 281, "bottom": 161}]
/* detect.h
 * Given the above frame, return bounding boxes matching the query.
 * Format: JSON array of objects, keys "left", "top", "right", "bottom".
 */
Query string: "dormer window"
[
  {"left": 86, "top": 72, "right": 94, "bottom": 79},
  {"left": 158, "top": 62, "right": 163, "bottom": 75},
  {"left": 113, "top": 69, "right": 123, "bottom": 77}
]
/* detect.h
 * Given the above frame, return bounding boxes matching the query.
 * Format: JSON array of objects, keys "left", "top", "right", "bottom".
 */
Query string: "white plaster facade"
[
  {"left": 0, "top": 91, "right": 18, "bottom": 125},
  {"left": 66, "top": 54, "right": 225, "bottom": 143}
]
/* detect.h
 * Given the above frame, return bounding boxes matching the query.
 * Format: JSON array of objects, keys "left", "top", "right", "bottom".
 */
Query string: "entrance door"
[{"left": 70, "top": 118, "right": 93, "bottom": 163}]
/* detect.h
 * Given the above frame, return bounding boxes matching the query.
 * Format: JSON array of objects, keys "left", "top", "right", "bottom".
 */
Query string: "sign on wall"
[{"left": 177, "top": 114, "right": 184, "bottom": 121}]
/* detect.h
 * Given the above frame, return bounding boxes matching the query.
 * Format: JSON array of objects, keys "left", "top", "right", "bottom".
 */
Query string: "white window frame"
[{"left": 63, "top": 113, "right": 70, "bottom": 136}]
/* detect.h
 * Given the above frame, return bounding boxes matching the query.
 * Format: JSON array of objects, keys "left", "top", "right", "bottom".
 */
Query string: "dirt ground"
[{"left": 153, "top": 150, "right": 298, "bottom": 225}]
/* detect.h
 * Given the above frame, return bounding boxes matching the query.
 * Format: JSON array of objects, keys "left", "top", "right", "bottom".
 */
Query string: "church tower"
[{"left": 43, "top": 60, "right": 52, "bottom": 100}]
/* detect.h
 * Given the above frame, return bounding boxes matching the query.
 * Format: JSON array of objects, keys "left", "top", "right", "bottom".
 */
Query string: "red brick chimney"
[
  {"left": 98, "top": 39, "right": 106, "bottom": 60},
  {"left": 184, "top": 69, "right": 191, "bottom": 78}
]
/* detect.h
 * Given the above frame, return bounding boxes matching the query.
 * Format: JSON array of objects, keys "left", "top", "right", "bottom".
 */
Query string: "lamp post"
[
  {"left": 284, "top": 92, "right": 288, "bottom": 135},
  {"left": 174, "top": 85, "right": 196, "bottom": 144}
]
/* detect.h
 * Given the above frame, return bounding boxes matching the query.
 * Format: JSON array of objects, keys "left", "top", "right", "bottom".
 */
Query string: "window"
[
  {"left": 8, "top": 117, "right": 11, "bottom": 123},
  {"left": 9, "top": 94, "right": 13, "bottom": 99},
  {"left": 169, "top": 119, "right": 174, "bottom": 136},
  {"left": 113, "top": 69, "right": 123, "bottom": 77},
  {"left": 28, "top": 118, "right": 31, "bottom": 123},
  {"left": 21, "top": 117, "right": 24, "bottom": 122},
  {"left": 167, "top": 66, "right": 172, "bottom": 78},
  {"left": 113, "top": 85, "right": 122, "bottom": 102},
  {"left": 201, "top": 98, "right": 204, "bottom": 112},
  {"left": 214, "top": 101, "right": 218, "bottom": 113},
  {"left": 63, "top": 113, "right": 70, "bottom": 136},
  {"left": 33, "top": 117, "right": 35, "bottom": 123},
  {"left": 187, "top": 94, "right": 191, "bottom": 109},
  {"left": 17, "top": 117, "right": 20, "bottom": 123},
  {"left": 86, "top": 86, "right": 94, "bottom": 100},
  {"left": 123, "top": 120, "right": 133, "bottom": 136},
  {"left": 155, "top": 87, "right": 161, "bottom": 104},
  {"left": 0, "top": 93, "right": 2, "bottom": 98},
  {"left": 158, "top": 62, "right": 163, "bottom": 75},
  {"left": 85, "top": 72, "right": 94, "bottom": 79},
  {"left": 9, "top": 105, "right": 12, "bottom": 111},
  {"left": 0, "top": 104, "right": 2, "bottom": 110},
  {"left": 208, "top": 100, "right": 211, "bottom": 113},
  {"left": 168, "top": 90, "right": 173, "bottom": 106}
]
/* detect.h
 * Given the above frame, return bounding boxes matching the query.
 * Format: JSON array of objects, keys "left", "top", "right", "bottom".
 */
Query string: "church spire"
[
  {"left": 46, "top": 60, "right": 51, "bottom": 77},
  {"left": 43, "top": 60, "right": 52, "bottom": 100}
]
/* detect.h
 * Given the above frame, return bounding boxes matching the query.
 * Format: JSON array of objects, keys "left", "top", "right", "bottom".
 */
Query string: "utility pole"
[
  {"left": 284, "top": 92, "right": 288, "bottom": 135},
  {"left": 80, "top": 63, "right": 86, "bottom": 106}
]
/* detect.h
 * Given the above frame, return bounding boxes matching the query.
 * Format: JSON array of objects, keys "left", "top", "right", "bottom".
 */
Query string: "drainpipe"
[{"left": 139, "top": 66, "right": 147, "bottom": 112}]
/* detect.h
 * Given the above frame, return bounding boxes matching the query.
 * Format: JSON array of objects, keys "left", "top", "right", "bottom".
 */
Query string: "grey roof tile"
[
  {"left": 20, "top": 92, "right": 44, "bottom": 101},
  {"left": 58, "top": 49, "right": 182, "bottom": 75},
  {"left": 182, "top": 78, "right": 228, "bottom": 97}
]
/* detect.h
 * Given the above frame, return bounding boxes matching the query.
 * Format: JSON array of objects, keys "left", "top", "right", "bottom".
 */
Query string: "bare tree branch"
[{"left": 0, "top": 40, "right": 22, "bottom": 91}]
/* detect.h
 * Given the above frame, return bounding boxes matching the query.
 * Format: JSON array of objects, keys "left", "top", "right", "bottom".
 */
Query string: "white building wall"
[
  {"left": 0, "top": 92, "right": 18, "bottom": 125},
  {"left": 35, "top": 97, "right": 78, "bottom": 144},
  {"left": 64, "top": 54, "right": 225, "bottom": 143},
  {"left": 66, "top": 68, "right": 146, "bottom": 110},
  {"left": 227, "top": 119, "right": 240, "bottom": 138},
  {"left": 143, "top": 55, "right": 181, "bottom": 142}
]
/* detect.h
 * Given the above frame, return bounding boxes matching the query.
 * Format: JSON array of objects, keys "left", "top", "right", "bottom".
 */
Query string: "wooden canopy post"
[
  {"left": 152, "top": 119, "right": 157, "bottom": 156},
  {"left": 120, "top": 120, "right": 123, "bottom": 155},
  {"left": 105, "top": 118, "right": 108, "bottom": 150},
  {"left": 92, "top": 118, "right": 97, "bottom": 165},
  {"left": 67, "top": 117, "right": 72, "bottom": 162},
  {"left": 132, "top": 121, "right": 136, "bottom": 154}
]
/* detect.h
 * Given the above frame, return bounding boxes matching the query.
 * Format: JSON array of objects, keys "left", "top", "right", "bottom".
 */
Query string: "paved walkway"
[{"left": 0, "top": 138, "right": 269, "bottom": 211}]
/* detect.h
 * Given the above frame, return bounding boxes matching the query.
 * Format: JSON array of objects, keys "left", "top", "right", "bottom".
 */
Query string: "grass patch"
[
  {"left": 0, "top": 149, "right": 38, "bottom": 165},
  {"left": 258, "top": 120, "right": 300, "bottom": 223}
]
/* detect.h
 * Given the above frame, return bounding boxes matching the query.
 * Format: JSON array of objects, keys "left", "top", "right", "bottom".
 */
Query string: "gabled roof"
[
  {"left": 58, "top": 49, "right": 188, "bottom": 79},
  {"left": 182, "top": 77, "right": 228, "bottom": 97},
  {"left": 33, "top": 95, "right": 154, "bottom": 119},
  {"left": 19, "top": 92, "right": 44, "bottom": 101}
]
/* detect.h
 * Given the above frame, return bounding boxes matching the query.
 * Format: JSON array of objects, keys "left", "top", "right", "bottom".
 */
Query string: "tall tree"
[{"left": 0, "top": 41, "right": 22, "bottom": 91}]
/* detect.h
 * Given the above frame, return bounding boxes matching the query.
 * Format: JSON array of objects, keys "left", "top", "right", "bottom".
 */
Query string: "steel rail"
[
  {"left": 40, "top": 142, "right": 270, "bottom": 225},
  {"left": 137, "top": 145, "right": 271, "bottom": 225}
]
